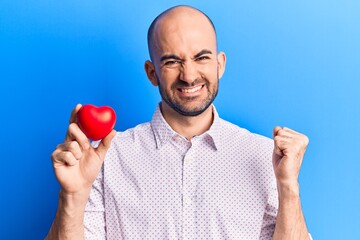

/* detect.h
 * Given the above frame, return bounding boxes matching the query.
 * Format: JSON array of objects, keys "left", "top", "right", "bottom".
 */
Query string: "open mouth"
[{"left": 178, "top": 84, "right": 204, "bottom": 94}]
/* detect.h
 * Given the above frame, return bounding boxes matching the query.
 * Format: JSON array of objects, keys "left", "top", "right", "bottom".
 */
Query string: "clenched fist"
[{"left": 272, "top": 126, "right": 309, "bottom": 189}]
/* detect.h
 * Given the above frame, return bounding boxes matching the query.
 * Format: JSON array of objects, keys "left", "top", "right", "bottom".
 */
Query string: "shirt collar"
[
  {"left": 150, "top": 104, "right": 177, "bottom": 149},
  {"left": 150, "top": 104, "right": 221, "bottom": 150},
  {"left": 205, "top": 105, "right": 221, "bottom": 151}
]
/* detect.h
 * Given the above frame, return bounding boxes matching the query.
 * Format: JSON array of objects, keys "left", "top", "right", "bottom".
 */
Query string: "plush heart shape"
[{"left": 76, "top": 104, "right": 116, "bottom": 141}]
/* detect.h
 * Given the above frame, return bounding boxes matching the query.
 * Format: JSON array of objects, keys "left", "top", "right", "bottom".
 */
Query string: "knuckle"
[
  {"left": 63, "top": 151, "right": 73, "bottom": 159},
  {"left": 294, "top": 144, "right": 302, "bottom": 153},
  {"left": 79, "top": 134, "right": 88, "bottom": 143},
  {"left": 51, "top": 150, "right": 59, "bottom": 161},
  {"left": 68, "top": 122, "right": 78, "bottom": 132},
  {"left": 67, "top": 159, "right": 76, "bottom": 166},
  {"left": 299, "top": 134, "right": 309, "bottom": 147},
  {"left": 304, "top": 135, "right": 309, "bottom": 145},
  {"left": 274, "top": 135, "right": 282, "bottom": 142},
  {"left": 68, "top": 141, "right": 78, "bottom": 151}
]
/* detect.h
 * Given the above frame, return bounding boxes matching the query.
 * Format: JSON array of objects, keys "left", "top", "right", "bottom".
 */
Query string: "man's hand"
[
  {"left": 272, "top": 126, "right": 310, "bottom": 239},
  {"left": 52, "top": 104, "right": 116, "bottom": 196},
  {"left": 272, "top": 126, "right": 309, "bottom": 191},
  {"left": 46, "top": 104, "right": 116, "bottom": 240}
]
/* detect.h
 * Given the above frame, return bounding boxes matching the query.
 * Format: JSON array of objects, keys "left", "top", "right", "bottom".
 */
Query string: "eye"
[
  {"left": 164, "top": 60, "right": 181, "bottom": 66},
  {"left": 196, "top": 56, "right": 210, "bottom": 61}
]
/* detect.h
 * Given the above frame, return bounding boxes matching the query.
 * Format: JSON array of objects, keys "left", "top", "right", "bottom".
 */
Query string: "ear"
[
  {"left": 144, "top": 60, "right": 158, "bottom": 86},
  {"left": 217, "top": 51, "right": 226, "bottom": 79}
]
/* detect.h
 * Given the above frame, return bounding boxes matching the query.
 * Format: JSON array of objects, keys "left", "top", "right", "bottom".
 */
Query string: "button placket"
[{"left": 182, "top": 141, "right": 197, "bottom": 239}]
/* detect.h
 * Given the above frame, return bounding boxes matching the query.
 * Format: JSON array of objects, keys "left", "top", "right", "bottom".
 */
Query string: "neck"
[{"left": 160, "top": 102, "right": 214, "bottom": 140}]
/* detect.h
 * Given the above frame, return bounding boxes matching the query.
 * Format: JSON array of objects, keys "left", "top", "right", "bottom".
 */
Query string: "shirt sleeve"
[
  {"left": 84, "top": 165, "right": 106, "bottom": 240},
  {"left": 259, "top": 183, "right": 278, "bottom": 240}
]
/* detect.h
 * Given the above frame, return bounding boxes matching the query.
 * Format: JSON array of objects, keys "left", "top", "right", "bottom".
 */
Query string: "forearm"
[
  {"left": 273, "top": 183, "right": 310, "bottom": 240},
  {"left": 46, "top": 190, "right": 89, "bottom": 240}
]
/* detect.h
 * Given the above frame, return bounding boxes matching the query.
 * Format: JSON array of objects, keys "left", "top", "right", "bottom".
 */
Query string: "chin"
[{"left": 173, "top": 102, "right": 212, "bottom": 117}]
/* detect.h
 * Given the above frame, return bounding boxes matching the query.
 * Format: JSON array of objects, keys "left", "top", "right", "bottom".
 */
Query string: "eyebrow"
[
  {"left": 160, "top": 49, "right": 213, "bottom": 62},
  {"left": 160, "top": 54, "right": 181, "bottom": 62},
  {"left": 193, "top": 49, "right": 213, "bottom": 59}
]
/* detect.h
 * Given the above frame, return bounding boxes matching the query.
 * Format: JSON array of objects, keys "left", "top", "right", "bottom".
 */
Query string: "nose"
[{"left": 179, "top": 61, "right": 199, "bottom": 83}]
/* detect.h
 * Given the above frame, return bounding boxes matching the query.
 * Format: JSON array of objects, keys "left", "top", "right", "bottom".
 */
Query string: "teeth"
[{"left": 181, "top": 85, "right": 202, "bottom": 93}]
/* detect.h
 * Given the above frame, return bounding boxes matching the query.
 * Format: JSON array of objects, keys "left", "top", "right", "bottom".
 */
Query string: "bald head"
[
  {"left": 144, "top": 5, "right": 226, "bottom": 118},
  {"left": 147, "top": 5, "right": 217, "bottom": 61}
]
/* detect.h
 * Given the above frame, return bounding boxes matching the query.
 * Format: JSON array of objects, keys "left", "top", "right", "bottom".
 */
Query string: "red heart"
[{"left": 76, "top": 104, "right": 116, "bottom": 141}]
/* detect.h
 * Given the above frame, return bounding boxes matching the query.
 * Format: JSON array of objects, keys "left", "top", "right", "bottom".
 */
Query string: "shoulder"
[
  {"left": 113, "top": 122, "right": 153, "bottom": 143},
  {"left": 116, "top": 122, "right": 152, "bottom": 138},
  {"left": 216, "top": 118, "right": 277, "bottom": 192},
  {"left": 219, "top": 118, "right": 272, "bottom": 142},
  {"left": 106, "top": 122, "right": 155, "bottom": 150},
  {"left": 218, "top": 118, "right": 273, "bottom": 153}
]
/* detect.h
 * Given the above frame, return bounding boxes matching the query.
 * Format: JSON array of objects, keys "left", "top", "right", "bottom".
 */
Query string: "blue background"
[{"left": 1, "top": 1, "right": 359, "bottom": 239}]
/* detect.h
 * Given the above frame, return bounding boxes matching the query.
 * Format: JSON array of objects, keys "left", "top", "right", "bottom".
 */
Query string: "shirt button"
[
  {"left": 184, "top": 155, "right": 193, "bottom": 163},
  {"left": 173, "top": 135, "right": 182, "bottom": 143},
  {"left": 184, "top": 196, "right": 192, "bottom": 205}
]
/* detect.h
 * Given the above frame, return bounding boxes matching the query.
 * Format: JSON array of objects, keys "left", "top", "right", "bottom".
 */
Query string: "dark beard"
[{"left": 155, "top": 73, "right": 218, "bottom": 117}]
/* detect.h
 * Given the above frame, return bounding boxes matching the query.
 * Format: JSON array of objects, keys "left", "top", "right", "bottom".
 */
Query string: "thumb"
[
  {"left": 273, "top": 126, "right": 282, "bottom": 138},
  {"left": 273, "top": 126, "right": 283, "bottom": 157},
  {"left": 95, "top": 130, "right": 117, "bottom": 160},
  {"left": 69, "top": 103, "right": 82, "bottom": 123}
]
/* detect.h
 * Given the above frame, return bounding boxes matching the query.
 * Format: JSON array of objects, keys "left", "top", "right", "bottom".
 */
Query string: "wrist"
[
  {"left": 59, "top": 189, "right": 91, "bottom": 211},
  {"left": 47, "top": 189, "right": 89, "bottom": 239},
  {"left": 277, "top": 181, "right": 300, "bottom": 201}
]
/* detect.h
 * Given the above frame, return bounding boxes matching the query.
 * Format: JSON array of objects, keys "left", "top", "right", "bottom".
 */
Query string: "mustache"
[
  {"left": 154, "top": 72, "right": 209, "bottom": 89},
  {"left": 172, "top": 78, "right": 208, "bottom": 88}
]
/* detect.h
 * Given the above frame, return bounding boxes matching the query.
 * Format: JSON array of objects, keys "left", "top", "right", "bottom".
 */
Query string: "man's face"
[{"left": 147, "top": 9, "right": 226, "bottom": 116}]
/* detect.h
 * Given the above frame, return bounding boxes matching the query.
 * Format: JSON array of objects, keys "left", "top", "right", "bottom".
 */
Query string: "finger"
[
  {"left": 273, "top": 131, "right": 296, "bottom": 154},
  {"left": 273, "top": 135, "right": 287, "bottom": 156},
  {"left": 275, "top": 128, "right": 308, "bottom": 148},
  {"left": 283, "top": 128, "right": 309, "bottom": 147},
  {"left": 274, "top": 134, "right": 293, "bottom": 148},
  {"left": 274, "top": 134, "right": 307, "bottom": 161},
  {"left": 56, "top": 141, "right": 83, "bottom": 160},
  {"left": 69, "top": 104, "right": 82, "bottom": 124},
  {"left": 274, "top": 127, "right": 300, "bottom": 140},
  {"left": 273, "top": 145, "right": 283, "bottom": 157},
  {"left": 95, "top": 130, "right": 117, "bottom": 160},
  {"left": 52, "top": 149, "right": 78, "bottom": 167},
  {"left": 282, "top": 127, "right": 298, "bottom": 134},
  {"left": 273, "top": 126, "right": 282, "bottom": 138},
  {"left": 65, "top": 122, "right": 90, "bottom": 151}
]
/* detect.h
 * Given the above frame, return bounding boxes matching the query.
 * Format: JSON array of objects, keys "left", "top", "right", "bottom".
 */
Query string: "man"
[{"left": 47, "top": 5, "right": 311, "bottom": 239}]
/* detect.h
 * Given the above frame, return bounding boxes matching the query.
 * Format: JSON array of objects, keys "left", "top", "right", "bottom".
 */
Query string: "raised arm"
[
  {"left": 272, "top": 126, "right": 311, "bottom": 240},
  {"left": 46, "top": 104, "right": 116, "bottom": 239}
]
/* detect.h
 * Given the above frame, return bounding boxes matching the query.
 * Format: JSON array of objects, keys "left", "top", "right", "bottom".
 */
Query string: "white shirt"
[{"left": 84, "top": 105, "right": 278, "bottom": 239}]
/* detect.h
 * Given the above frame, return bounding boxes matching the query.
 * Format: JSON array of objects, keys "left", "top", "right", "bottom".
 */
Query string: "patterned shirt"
[{"left": 84, "top": 105, "right": 278, "bottom": 239}]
